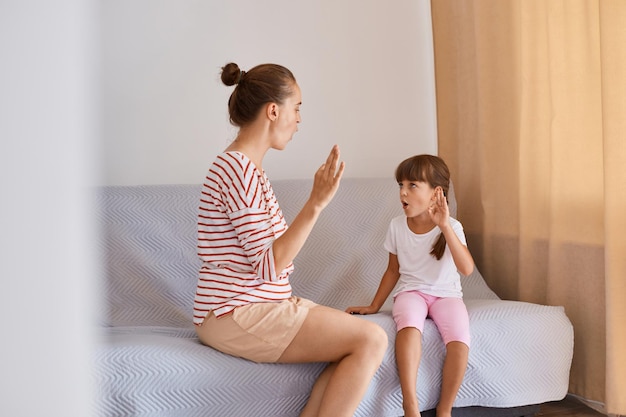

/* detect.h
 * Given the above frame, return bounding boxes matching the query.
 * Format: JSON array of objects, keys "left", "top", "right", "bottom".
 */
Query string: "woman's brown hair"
[
  {"left": 395, "top": 154, "right": 451, "bottom": 260},
  {"left": 221, "top": 62, "right": 296, "bottom": 127}
]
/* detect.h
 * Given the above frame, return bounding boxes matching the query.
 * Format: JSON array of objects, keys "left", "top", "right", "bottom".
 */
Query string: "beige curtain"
[{"left": 430, "top": 1, "right": 626, "bottom": 414}]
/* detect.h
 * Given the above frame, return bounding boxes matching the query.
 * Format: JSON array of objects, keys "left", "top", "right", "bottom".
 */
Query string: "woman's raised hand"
[
  {"left": 272, "top": 145, "right": 344, "bottom": 272},
  {"left": 310, "top": 145, "right": 345, "bottom": 211}
]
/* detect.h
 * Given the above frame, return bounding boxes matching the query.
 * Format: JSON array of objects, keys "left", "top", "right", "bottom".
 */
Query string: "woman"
[{"left": 193, "top": 62, "right": 387, "bottom": 417}]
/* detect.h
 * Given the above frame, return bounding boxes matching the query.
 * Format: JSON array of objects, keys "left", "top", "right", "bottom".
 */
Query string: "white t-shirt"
[{"left": 384, "top": 215, "right": 467, "bottom": 299}]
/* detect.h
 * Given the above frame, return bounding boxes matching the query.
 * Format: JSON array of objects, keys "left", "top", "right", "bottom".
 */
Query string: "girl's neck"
[{"left": 406, "top": 215, "right": 436, "bottom": 235}]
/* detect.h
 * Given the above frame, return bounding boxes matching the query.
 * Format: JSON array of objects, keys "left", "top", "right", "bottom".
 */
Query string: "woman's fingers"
[
  {"left": 310, "top": 146, "right": 344, "bottom": 210},
  {"left": 320, "top": 145, "right": 343, "bottom": 181},
  {"left": 335, "top": 160, "right": 345, "bottom": 181},
  {"left": 323, "top": 145, "right": 340, "bottom": 179}
]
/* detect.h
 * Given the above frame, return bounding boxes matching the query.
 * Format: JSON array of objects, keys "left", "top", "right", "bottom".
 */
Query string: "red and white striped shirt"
[{"left": 193, "top": 151, "right": 293, "bottom": 324}]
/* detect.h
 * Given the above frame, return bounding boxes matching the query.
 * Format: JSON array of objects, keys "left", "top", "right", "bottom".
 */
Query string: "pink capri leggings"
[{"left": 392, "top": 290, "right": 471, "bottom": 347}]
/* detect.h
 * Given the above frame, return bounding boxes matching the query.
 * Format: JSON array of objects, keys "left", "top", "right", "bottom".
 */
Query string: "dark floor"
[{"left": 537, "top": 396, "right": 605, "bottom": 417}]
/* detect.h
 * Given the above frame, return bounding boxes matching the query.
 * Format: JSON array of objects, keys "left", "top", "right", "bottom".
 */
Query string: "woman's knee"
[{"left": 359, "top": 321, "right": 388, "bottom": 358}]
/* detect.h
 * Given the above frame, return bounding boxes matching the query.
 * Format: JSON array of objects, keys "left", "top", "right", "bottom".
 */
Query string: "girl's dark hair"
[
  {"left": 395, "top": 154, "right": 451, "bottom": 260},
  {"left": 221, "top": 62, "right": 296, "bottom": 127}
]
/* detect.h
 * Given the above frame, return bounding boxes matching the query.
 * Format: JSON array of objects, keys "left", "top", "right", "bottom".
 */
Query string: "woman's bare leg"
[
  {"left": 436, "top": 341, "right": 469, "bottom": 417},
  {"left": 395, "top": 327, "right": 422, "bottom": 417},
  {"left": 278, "top": 305, "right": 388, "bottom": 417},
  {"left": 298, "top": 362, "right": 337, "bottom": 417}
]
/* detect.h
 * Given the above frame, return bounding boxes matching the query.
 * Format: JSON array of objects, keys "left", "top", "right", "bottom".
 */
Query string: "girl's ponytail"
[{"left": 430, "top": 233, "right": 446, "bottom": 260}]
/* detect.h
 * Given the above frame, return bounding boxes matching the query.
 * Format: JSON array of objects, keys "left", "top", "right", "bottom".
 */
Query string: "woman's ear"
[{"left": 266, "top": 103, "right": 279, "bottom": 122}]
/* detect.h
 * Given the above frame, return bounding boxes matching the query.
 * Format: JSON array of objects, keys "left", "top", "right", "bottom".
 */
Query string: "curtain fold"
[
  {"left": 431, "top": 1, "right": 625, "bottom": 414},
  {"left": 599, "top": 2, "right": 626, "bottom": 413}
]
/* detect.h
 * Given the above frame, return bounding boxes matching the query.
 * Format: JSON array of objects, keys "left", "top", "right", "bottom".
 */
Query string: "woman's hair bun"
[
  {"left": 221, "top": 62, "right": 244, "bottom": 87},
  {"left": 221, "top": 62, "right": 295, "bottom": 127}
]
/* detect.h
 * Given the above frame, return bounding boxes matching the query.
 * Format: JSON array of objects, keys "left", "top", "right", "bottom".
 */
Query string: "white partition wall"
[{"left": 0, "top": 2, "right": 99, "bottom": 416}]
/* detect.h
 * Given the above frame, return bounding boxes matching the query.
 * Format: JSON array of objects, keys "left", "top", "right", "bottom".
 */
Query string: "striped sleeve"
[{"left": 211, "top": 152, "right": 280, "bottom": 282}]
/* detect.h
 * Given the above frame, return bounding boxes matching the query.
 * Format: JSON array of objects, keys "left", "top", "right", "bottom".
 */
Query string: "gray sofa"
[{"left": 94, "top": 177, "right": 573, "bottom": 417}]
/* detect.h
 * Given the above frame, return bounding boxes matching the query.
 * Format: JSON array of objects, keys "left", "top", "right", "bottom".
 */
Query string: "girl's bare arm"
[{"left": 346, "top": 253, "right": 401, "bottom": 314}]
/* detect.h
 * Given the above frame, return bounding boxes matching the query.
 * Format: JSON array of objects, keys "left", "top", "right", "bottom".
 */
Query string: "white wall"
[
  {"left": 1, "top": 2, "right": 98, "bottom": 416},
  {"left": 100, "top": 0, "right": 437, "bottom": 185}
]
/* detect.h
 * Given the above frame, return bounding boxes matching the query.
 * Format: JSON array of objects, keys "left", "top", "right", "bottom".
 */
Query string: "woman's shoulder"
[
  {"left": 209, "top": 151, "right": 259, "bottom": 182},
  {"left": 212, "top": 150, "right": 248, "bottom": 169}
]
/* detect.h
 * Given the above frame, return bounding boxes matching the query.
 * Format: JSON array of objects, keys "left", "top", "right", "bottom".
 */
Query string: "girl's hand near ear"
[
  {"left": 429, "top": 186, "right": 475, "bottom": 276},
  {"left": 428, "top": 186, "right": 450, "bottom": 229}
]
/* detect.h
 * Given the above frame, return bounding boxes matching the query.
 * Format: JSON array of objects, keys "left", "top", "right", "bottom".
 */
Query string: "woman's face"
[{"left": 270, "top": 83, "right": 302, "bottom": 150}]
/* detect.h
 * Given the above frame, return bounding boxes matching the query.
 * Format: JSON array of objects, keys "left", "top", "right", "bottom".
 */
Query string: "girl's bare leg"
[
  {"left": 279, "top": 305, "right": 387, "bottom": 417},
  {"left": 395, "top": 327, "right": 422, "bottom": 417},
  {"left": 436, "top": 341, "right": 469, "bottom": 417}
]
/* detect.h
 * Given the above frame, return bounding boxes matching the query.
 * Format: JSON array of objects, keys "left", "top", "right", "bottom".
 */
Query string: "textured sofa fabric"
[{"left": 94, "top": 178, "right": 573, "bottom": 417}]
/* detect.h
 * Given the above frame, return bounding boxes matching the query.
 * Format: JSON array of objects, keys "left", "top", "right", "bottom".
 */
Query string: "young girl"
[
  {"left": 346, "top": 155, "right": 474, "bottom": 417},
  {"left": 193, "top": 62, "right": 387, "bottom": 417}
]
